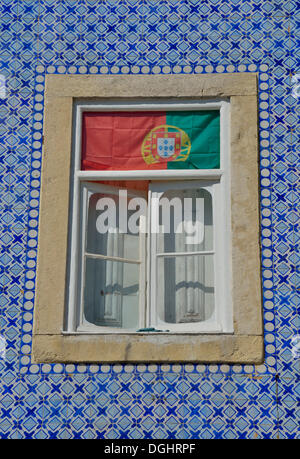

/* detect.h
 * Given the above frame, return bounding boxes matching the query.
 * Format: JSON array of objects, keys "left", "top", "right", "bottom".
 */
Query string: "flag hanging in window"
[{"left": 81, "top": 111, "right": 220, "bottom": 171}]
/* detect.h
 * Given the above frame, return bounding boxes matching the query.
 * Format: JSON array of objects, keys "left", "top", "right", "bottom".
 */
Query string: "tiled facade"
[{"left": 0, "top": 0, "right": 299, "bottom": 439}]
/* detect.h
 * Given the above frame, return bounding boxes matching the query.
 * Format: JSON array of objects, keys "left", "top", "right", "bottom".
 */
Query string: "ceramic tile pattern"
[{"left": 0, "top": 0, "right": 299, "bottom": 439}]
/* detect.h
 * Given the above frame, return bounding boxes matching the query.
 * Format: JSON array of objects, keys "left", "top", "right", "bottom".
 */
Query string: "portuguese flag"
[{"left": 82, "top": 111, "right": 220, "bottom": 171}]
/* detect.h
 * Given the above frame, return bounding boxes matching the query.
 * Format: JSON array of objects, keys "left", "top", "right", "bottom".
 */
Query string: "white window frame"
[
  {"left": 65, "top": 99, "right": 233, "bottom": 335},
  {"left": 148, "top": 179, "right": 223, "bottom": 333},
  {"left": 76, "top": 181, "right": 148, "bottom": 334}
]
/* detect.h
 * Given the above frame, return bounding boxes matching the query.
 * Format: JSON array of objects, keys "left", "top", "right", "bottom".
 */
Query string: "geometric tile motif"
[
  {"left": 18, "top": 63, "right": 275, "bottom": 377},
  {"left": 0, "top": 0, "right": 299, "bottom": 439}
]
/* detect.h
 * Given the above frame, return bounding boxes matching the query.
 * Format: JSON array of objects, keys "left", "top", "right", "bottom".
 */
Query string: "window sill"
[{"left": 32, "top": 333, "right": 263, "bottom": 364}]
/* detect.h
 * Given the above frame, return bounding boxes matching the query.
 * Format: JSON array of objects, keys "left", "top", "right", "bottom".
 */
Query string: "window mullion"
[
  {"left": 85, "top": 252, "right": 141, "bottom": 264},
  {"left": 146, "top": 188, "right": 155, "bottom": 328},
  {"left": 156, "top": 251, "right": 215, "bottom": 257},
  {"left": 78, "top": 185, "right": 90, "bottom": 330},
  {"left": 138, "top": 214, "right": 147, "bottom": 330}
]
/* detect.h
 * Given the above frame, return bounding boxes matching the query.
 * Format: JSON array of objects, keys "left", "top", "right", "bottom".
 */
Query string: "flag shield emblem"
[
  {"left": 142, "top": 124, "right": 191, "bottom": 165},
  {"left": 154, "top": 132, "right": 180, "bottom": 161}
]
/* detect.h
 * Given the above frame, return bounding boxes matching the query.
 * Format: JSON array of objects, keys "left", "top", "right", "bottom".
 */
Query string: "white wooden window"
[
  {"left": 77, "top": 182, "right": 147, "bottom": 332},
  {"left": 66, "top": 100, "right": 232, "bottom": 334}
]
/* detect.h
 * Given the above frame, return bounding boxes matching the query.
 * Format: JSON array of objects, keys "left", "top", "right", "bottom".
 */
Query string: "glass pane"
[
  {"left": 157, "top": 188, "right": 213, "bottom": 253},
  {"left": 86, "top": 192, "right": 140, "bottom": 260},
  {"left": 157, "top": 254, "right": 215, "bottom": 324},
  {"left": 83, "top": 258, "right": 140, "bottom": 330}
]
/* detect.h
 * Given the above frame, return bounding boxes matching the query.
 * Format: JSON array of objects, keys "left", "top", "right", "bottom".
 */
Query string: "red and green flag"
[{"left": 81, "top": 111, "right": 220, "bottom": 171}]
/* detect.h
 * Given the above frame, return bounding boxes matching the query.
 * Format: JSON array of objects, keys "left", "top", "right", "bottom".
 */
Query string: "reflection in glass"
[
  {"left": 84, "top": 258, "right": 139, "bottom": 329},
  {"left": 83, "top": 192, "right": 140, "bottom": 329},
  {"left": 156, "top": 188, "right": 214, "bottom": 324},
  {"left": 86, "top": 192, "right": 140, "bottom": 260},
  {"left": 157, "top": 255, "right": 215, "bottom": 324}
]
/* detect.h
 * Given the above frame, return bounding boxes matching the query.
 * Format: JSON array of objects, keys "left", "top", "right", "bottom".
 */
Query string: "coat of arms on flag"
[
  {"left": 156, "top": 136, "right": 177, "bottom": 159},
  {"left": 142, "top": 125, "right": 191, "bottom": 165}
]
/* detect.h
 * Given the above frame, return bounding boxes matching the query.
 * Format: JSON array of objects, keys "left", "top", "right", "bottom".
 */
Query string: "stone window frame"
[{"left": 32, "top": 73, "right": 263, "bottom": 363}]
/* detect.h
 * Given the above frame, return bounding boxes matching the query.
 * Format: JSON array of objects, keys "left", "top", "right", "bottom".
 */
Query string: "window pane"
[
  {"left": 157, "top": 188, "right": 213, "bottom": 253},
  {"left": 83, "top": 258, "right": 140, "bottom": 329},
  {"left": 86, "top": 192, "right": 140, "bottom": 260},
  {"left": 156, "top": 254, "right": 215, "bottom": 324}
]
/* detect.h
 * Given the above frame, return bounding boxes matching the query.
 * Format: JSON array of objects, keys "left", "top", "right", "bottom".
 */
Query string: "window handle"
[{"left": 136, "top": 327, "right": 169, "bottom": 333}]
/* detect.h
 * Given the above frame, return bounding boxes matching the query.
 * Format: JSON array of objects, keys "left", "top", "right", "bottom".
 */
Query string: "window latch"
[{"left": 136, "top": 327, "right": 169, "bottom": 333}]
